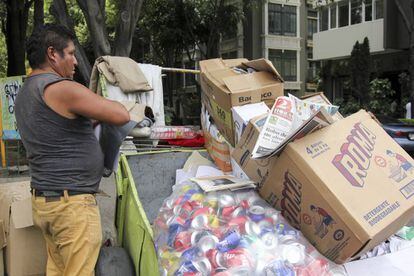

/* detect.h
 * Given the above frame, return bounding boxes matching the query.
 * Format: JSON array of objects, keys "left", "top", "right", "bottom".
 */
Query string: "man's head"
[
  {"left": 26, "top": 24, "right": 77, "bottom": 79},
  {"left": 310, "top": 205, "right": 317, "bottom": 212}
]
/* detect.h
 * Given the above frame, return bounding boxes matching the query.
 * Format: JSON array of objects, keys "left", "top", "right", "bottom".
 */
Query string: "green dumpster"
[{"left": 114, "top": 149, "right": 206, "bottom": 275}]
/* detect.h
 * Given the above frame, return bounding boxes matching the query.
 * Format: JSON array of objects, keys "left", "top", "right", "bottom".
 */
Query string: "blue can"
[
  {"left": 167, "top": 224, "right": 184, "bottom": 247},
  {"left": 248, "top": 205, "right": 266, "bottom": 222},
  {"left": 275, "top": 222, "right": 298, "bottom": 237},
  {"left": 217, "top": 229, "right": 241, "bottom": 252},
  {"left": 174, "top": 260, "right": 196, "bottom": 275},
  {"left": 181, "top": 247, "right": 200, "bottom": 262},
  {"left": 264, "top": 260, "right": 295, "bottom": 276}
]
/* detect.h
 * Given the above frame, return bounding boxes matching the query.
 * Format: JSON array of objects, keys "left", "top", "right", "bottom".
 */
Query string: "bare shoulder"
[{"left": 44, "top": 79, "right": 129, "bottom": 125}]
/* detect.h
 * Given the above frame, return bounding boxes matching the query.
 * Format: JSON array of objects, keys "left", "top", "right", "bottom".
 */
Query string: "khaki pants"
[{"left": 32, "top": 192, "right": 102, "bottom": 276}]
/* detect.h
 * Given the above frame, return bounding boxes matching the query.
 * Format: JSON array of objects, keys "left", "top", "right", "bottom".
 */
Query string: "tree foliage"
[{"left": 349, "top": 37, "right": 371, "bottom": 104}]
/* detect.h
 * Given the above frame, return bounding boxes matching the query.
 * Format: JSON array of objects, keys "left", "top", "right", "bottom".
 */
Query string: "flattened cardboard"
[
  {"left": 232, "top": 114, "right": 278, "bottom": 188},
  {"left": 0, "top": 181, "right": 47, "bottom": 276},
  {"left": 259, "top": 110, "right": 414, "bottom": 264},
  {"left": 0, "top": 220, "right": 5, "bottom": 249},
  {"left": 200, "top": 58, "right": 283, "bottom": 146}
]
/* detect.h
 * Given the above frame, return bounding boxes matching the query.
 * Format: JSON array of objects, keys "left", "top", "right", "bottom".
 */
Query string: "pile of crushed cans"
[{"left": 154, "top": 183, "right": 347, "bottom": 276}]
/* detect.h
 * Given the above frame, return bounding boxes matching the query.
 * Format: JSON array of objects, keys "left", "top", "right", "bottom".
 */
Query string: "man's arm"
[{"left": 44, "top": 80, "right": 130, "bottom": 126}]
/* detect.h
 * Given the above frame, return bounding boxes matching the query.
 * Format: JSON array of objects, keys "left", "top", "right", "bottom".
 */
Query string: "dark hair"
[
  {"left": 310, "top": 205, "right": 316, "bottom": 210},
  {"left": 26, "top": 24, "right": 75, "bottom": 69}
]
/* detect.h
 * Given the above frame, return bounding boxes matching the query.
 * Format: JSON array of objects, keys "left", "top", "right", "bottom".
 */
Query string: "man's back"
[{"left": 15, "top": 73, "right": 104, "bottom": 193}]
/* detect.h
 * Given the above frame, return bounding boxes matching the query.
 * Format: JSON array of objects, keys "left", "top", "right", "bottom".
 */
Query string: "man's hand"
[{"left": 44, "top": 80, "right": 130, "bottom": 125}]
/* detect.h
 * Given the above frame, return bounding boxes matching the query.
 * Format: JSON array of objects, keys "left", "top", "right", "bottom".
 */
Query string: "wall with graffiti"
[{"left": 0, "top": 76, "right": 23, "bottom": 140}]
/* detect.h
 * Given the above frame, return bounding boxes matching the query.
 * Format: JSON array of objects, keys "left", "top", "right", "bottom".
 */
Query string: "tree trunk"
[
  {"left": 76, "top": 0, "right": 111, "bottom": 57},
  {"left": 34, "top": 0, "right": 44, "bottom": 27},
  {"left": 113, "top": 0, "right": 144, "bottom": 56},
  {"left": 206, "top": 34, "right": 220, "bottom": 59},
  {"left": 4, "top": 0, "right": 31, "bottom": 76},
  {"left": 50, "top": 0, "right": 91, "bottom": 85}
]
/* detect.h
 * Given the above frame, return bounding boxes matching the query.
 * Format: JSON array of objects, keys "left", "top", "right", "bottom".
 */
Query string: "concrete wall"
[{"left": 313, "top": 19, "right": 384, "bottom": 60}]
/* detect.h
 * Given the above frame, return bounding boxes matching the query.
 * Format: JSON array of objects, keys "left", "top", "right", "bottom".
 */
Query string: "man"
[
  {"left": 310, "top": 204, "right": 335, "bottom": 238},
  {"left": 15, "top": 24, "right": 129, "bottom": 276}
]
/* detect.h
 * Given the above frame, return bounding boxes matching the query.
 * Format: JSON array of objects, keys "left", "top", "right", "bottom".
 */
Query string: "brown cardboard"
[
  {"left": 200, "top": 58, "right": 284, "bottom": 146},
  {"left": 232, "top": 114, "right": 278, "bottom": 188},
  {"left": 0, "top": 181, "right": 47, "bottom": 276},
  {"left": 259, "top": 110, "right": 414, "bottom": 264},
  {"left": 0, "top": 220, "right": 5, "bottom": 249}
]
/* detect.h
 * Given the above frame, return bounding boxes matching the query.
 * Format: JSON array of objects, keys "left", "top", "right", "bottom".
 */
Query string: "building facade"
[{"left": 312, "top": 0, "right": 409, "bottom": 102}]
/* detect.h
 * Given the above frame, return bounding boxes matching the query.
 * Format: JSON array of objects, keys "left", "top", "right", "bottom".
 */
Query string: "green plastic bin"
[{"left": 115, "top": 149, "right": 206, "bottom": 276}]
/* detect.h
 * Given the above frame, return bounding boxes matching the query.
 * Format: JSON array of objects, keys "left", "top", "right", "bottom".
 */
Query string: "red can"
[
  {"left": 296, "top": 258, "right": 329, "bottom": 276},
  {"left": 227, "top": 216, "right": 248, "bottom": 234},
  {"left": 192, "top": 206, "right": 214, "bottom": 219},
  {"left": 240, "top": 200, "right": 250, "bottom": 209},
  {"left": 182, "top": 201, "right": 194, "bottom": 213},
  {"left": 206, "top": 249, "right": 222, "bottom": 269},
  {"left": 221, "top": 206, "right": 237, "bottom": 218},
  {"left": 222, "top": 248, "right": 254, "bottom": 268},
  {"left": 174, "top": 231, "right": 192, "bottom": 251}
]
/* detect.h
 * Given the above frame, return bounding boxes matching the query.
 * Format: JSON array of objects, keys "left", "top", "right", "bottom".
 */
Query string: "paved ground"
[{"left": 0, "top": 173, "right": 118, "bottom": 245}]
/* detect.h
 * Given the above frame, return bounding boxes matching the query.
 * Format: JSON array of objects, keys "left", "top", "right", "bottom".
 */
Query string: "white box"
[{"left": 231, "top": 102, "right": 269, "bottom": 145}]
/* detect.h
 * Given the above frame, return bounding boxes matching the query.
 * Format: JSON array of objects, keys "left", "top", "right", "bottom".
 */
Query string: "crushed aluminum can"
[
  {"left": 166, "top": 215, "right": 187, "bottom": 227},
  {"left": 191, "top": 215, "right": 209, "bottom": 230},
  {"left": 197, "top": 234, "right": 219, "bottom": 253},
  {"left": 228, "top": 216, "right": 248, "bottom": 234},
  {"left": 164, "top": 197, "right": 175, "bottom": 210},
  {"left": 174, "top": 231, "right": 192, "bottom": 251},
  {"left": 231, "top": 207, "right": 246, "bottom": 218},
  {"left": 191, "top": 230, "right": 211, "bottom": 246},
  {"left": 221, "top": 248, "right": 254, "bottom": 269},
  {"left": 278, "top": 234, "right": 299, "bottom": 245},
  {"left": 190, "top": 193, "right": 204, "bottom": 202},
  {"left": 260, "top": 232, "right": 279, "bottom": 250},
  {"left": 206, "top": 249, "right": 225, "bottom": 269},
  {"left": 173, "top": 205, "right": 191, "bottom": 220},
  {"left": 205, "top": 193, "right": 218, "bottom": 208},
  {"left": 218, "top": 194, "right": 236, "bottom": 207},
  {"left": 275, "top": 223, "right": 299, "bottom": 237},
  {"left": 263, "top": 260, "right": 295, "bottom": 276},
  {"left": 228, "top": 267, "right": 252, "bottom": 276},
  {"left": 281, "top": 242, "right": 306, "bottom": 265},
  {"left": 295, "top": 258, "right": 329, "bottom": 276},
  {"left": 221, "top": 205, "right": 237, "bottom": 218},
  {"left": 181, "top": 247, "right": 201, "bottom": 262},
  {"left": 192, "top": 257, "right": 212, "bottom": 275},
  {"left": 209, "top": 214, "right": 220, "bottom": 228},
  {"left": 239, "top": 199, "right": 250, "bottom": 209},
  {"left": 191, "top": 207, "right": 214, "bottom": 219},
  {"left": 258, "top": 219, "right": 274, "bottom": 235},
  {"left": 248, "top": 205, "right": 266, "bottom": 222},
  {"left": 217, "top": 229, "right": 241, "bottom": 252},
  {"left": 244, "top": 220, "right": 261, "bottom": 237}
]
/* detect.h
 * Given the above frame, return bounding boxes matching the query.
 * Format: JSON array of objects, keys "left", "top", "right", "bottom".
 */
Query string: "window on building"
[
  {"left": 307, "top": 47, "right": 313, "bottom": 60},
  {"left": 308, "top": 18, "right": 317, "bottom": 40},
  {"left": 308, "top": 10, "right": 317, "bottom": 18},
  {"left": 351, "top": 0, "right": 362, "bottom": 25},
  {"left": 320, "top": 6, "right": 329, "bottom": 31},
  {"left": 375, "top": 0, "right": 383, "bottom": 19},
  {"left": 365, "top": 0, "right": 373, "bottom": 21},
  {"left": 338, "top": 1, "right": 349, "bottom": 27},
  {"left": 269, "top": 49, "right": 297, "bottom": 82},
  {"left": 269, "top": 3, "right": 297, "bottom": 36},
  {"left": 330, "top": 4, "right": 337, "bottom": 29}
]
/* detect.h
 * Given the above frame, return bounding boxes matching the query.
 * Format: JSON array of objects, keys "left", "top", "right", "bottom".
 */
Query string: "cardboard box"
[
  {"left": 300, "top": 92, "right": 343, "bottom": 121},
  {"left": 231, "top": 102, "right": 270, "bottom": 145},
  {"left": 200, "top": 58, "right": 284, "bottom": 146},
  {"left": 0, "top": 181, "right": 47, "bottom": 276},
  {"left": 201, "top": 106, "right": 232, "bottom": 172},
  {"left": 232, "top": 114, "right": 279, "bottom": 188},
  {"left": 259, "top": 110, "right": 414, "bottom": 264}
]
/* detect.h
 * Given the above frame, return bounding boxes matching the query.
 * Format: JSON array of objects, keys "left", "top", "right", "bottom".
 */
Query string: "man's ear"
[{"left": 46, "top": 46, "right": 58, "bottom": 63}]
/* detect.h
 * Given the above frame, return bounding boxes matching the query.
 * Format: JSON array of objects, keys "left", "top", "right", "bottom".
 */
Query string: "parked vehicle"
[{"left": 376, "top": 115, "right": 414, "bottom": 154}]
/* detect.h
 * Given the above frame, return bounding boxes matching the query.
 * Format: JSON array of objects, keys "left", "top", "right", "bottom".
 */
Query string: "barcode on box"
[{"left": 400, "top": 180, "right": 414, "bottom": 199}]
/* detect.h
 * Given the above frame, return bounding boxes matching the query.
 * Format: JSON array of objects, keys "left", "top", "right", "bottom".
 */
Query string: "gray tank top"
[{"left": 15, "top": 73, "right": 104, "bottom": 193}]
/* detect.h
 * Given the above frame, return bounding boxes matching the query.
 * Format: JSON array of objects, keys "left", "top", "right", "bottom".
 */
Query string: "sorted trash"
[
  {"left": 251, "top": 94, "right": 337, "bottom": 159},
  {"left": 259, "top": 110, "right": 414, "bottom": 263},
  {"left": 200, "top": 58, "right": 283, "bottom": 146},
  {"left": 154, "top": 180, "right": 347, "bottom": 276}
]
